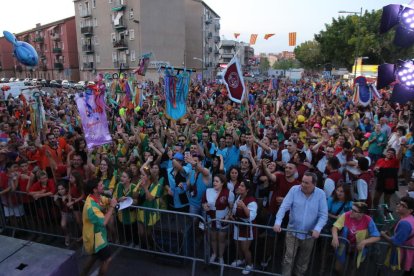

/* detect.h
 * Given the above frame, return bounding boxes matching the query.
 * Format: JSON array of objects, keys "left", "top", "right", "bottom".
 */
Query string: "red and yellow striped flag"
[
  {"left": 234, "top": 33, "right": 240, "bottom": 39},
  {"left": 264, "top": 33, "right": 275, "bottom": 40},
  {"left": 288, "top": 32, "right": 297, "bottom": 46},
  {"left": 250, "top": 34, "right": 258, "bottom": 45}
]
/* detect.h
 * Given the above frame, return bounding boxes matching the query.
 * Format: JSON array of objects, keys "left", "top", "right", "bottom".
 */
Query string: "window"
[
  {"left": 88, "top": 55, "right": 94, "bottom": 62},
  {"left": 130, "top": 50, "right": 136, "bottom": 62},
  {"left": 81, "top": 38, "right": 85, "bottom": 46},
  {"left": 82, "top": 55, "right": 87, "bottom": 63},
  {"left": 119, "top": 53, "right": 127, "bottom": 63},
  {"left": 129, "top": 29, "right": 135, "bottom": 40},
  {"left": 78, "top": 3, "right": 82, "bottom": 14},
  {"left": 93, "top": 18, "right": 98, "bottom": 27},
  {"left": 108, "top": 0, "right": 112, "bottom": 3},
  {"left": 92, "top": 0, "right": 96, "bottom": 8},
  {"left": 93, "top": 36, "right": 99, "bottom": 45},
  {"left": 96, "top": 54, "right": 100, "bottom": 64},
  {"left": 111, "top": 33, "right": 116, "bottom": 42},
  {"left": 129, "top": 10, "right": 134, "bottom": 19},
  {"left": 112, "top": 52, "right": 117, "bottom": 62}
]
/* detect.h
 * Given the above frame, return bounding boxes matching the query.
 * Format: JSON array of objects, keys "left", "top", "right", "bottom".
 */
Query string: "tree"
[
  {"left": 294, "top": 40, "right": 322, "bottom": 69},
  {"left": 272, "top": 59, "right": 300, "bottom": 70},
  {"left": 259, "top": 56, "right": 270, "bottom": 73},
  {"left": 313, "top": 9, "right": 414, "bottom": 70}
]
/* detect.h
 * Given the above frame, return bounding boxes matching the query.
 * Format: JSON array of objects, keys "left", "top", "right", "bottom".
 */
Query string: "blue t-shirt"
[
  {"left": 327, "top": 197, "right": 352, "bottom": 216},
  {"left": 391, "top": 220, "right": 413, "bottom": 246},
  {"left": 222, "top": 145, "right": 240, "bottom": 172}
]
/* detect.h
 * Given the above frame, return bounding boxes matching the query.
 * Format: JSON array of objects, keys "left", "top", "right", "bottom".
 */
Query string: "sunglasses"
[
  {"left": 397, "top": 202, "right": 408, "bottom": 208},
  {"left": 351, "top": 208, "right": 362, "bottom": 214},
  {"left": 178, "top": 139, "right": 186, "bottom": 142}
]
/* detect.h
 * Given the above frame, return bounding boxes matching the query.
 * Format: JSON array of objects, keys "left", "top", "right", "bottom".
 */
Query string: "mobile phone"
[{"left": 185, "top": 151, "right": 190, "bottom": 157}]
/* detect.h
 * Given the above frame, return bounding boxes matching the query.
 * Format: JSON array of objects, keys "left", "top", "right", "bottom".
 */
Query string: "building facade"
[
  {"left": 218, "top": 40, "right": 255, "bottom": 73},
  {"left": 0, "top": 17, "right": 79, "bottom": 81},
  {"left": 74, "top": 0, "right": 220, "bottom": 81}
]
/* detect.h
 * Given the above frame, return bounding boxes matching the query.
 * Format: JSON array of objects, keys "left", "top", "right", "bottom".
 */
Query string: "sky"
[{"left": 1, "top": 0, "right": 407, "bottom": 54}]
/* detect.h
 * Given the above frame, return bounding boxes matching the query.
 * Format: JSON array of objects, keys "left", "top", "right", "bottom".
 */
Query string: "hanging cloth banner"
[
  {"left": 30, "top": 91, "right": 45, "bottom": 138},
  {"left": 223, "top": 56, "right": 246, "bottom": 103},
  {"left": 76, "top": 90, "right": 112, "bottom": 150},
  {"left": 164, "top": 68, "right": 191, "bottom": 121},
  {"left": 134, "top": 53, "right": 152, "bottom": 76},
  {"left": 352, "top": 76, "right": 381, "bottom": 107}
]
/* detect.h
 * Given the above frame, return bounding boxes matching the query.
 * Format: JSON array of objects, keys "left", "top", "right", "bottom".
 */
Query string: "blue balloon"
[{"left": 3, "top": 31, "right": 38, "bottom": 67}]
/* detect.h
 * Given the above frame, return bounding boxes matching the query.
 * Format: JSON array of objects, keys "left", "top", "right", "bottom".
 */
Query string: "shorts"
[
  {"left": 3, "top": 205, "right": 25, "bottom": 217},
  {"left": 94, "top": 246, "right": 111, "bottom": 262},
  {"left": 375, "top": 179, "right": 397, "bottom": 195}
]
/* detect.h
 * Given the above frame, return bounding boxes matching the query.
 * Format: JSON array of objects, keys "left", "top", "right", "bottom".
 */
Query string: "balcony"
[
  {"left": 34, "top": 36, "right": 44, "bottom": 43},
  {"left": 112, "top": 0, "right": 127, "bottom": 11},
  {"left": 81, "top": 26, "right": 93, "bottom": 35},
  {"left": 54, "top": 62, "right": 64, "bottom": 70},
  {"left": 51, "top": 33, "right": 60, "bottom": 40},
  {"left": 80, "top": 9, "right": 92, "bottom": 18},
  {"left": 113, "top": 39, "right": 128, "bottom": 50},
  {"left": 82, "top": 44, "right": 94, "bottom": 53},
  {"left": 52, "top": 47, "right": 62, "bottom": 54},
  {"left": 83, "top": 62, "right": 94, "bottom": 70},
  {"left": 114, "top": 19, "right": 127, "bottom": 30}
]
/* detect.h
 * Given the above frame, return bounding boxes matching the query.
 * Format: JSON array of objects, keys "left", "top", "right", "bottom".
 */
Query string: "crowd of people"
[{"left": 0, "top": 76, "right": 414, "bottom": 275}]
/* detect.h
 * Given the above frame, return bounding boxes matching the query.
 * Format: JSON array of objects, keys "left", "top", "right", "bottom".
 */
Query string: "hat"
[
  {"left": 173, "top": 152, "right": 184, "bottom": 161},
  {"left": 313, "top": 123, "right": 321, "bottom": 129}
]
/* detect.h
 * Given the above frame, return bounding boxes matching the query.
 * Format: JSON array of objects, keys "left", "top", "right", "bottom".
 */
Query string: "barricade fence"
[{"left": 0, "top": 191, "right": 413, "bottom": 276}]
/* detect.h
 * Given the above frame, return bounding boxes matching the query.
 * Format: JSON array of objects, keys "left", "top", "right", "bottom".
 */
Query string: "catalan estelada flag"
[
  {"left": 250, "top": 34, "right": 258, "bottom": 45},
  {"left": 234, "top": 33, "right": 240, "bottom": 39},
  {"left": 264, "top": 34, "right": 275, "bottom": 40},
  {"left": 289, "top": 32, "right": 297, "bottom": 46}
]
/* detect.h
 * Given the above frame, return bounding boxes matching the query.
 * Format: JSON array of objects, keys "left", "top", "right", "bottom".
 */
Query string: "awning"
[{"left": 112, "top": 6, "right": 126, "bottom": 11}]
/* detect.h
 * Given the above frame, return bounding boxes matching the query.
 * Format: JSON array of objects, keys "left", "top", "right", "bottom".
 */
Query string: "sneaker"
[
  {"left": 260, "top": 256, "right": 271, "bottom": 268},
  {"left": 209, "top": 254, "right": 217, "bottom": 263},
  {"left": 231, "top": 259, "right": 245, "bottom": 267},
  {"left": 242, "top": 265, "right": 253, "bottom": 275},
  {"left": 219, "top": 257, "right": 224, "bottom": 265}
]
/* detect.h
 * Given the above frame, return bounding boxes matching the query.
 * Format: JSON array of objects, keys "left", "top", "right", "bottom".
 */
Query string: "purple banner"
[{"left": 75, "top": 93, "right": 112, "bottom": 150}]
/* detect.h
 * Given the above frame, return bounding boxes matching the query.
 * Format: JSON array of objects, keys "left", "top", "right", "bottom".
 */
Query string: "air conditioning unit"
[{"left": 124, "top": 30, "right": 129, "bottom": 36}]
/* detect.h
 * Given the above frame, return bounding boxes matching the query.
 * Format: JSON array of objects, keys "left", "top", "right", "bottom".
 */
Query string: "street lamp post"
[
  {"left": 338, "top": 7, "right": 363, "bottom": 79},
  {"left": 193, "top": 57, "right": 203, "bottom": 82}
]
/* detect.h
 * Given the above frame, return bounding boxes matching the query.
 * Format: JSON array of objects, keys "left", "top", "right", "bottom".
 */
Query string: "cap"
[
  {"left": 173, "top": 152, "right": 184, "bottom": 161},
  {"left": 313, "top": 123, "right": 321, "bottom": 129}
]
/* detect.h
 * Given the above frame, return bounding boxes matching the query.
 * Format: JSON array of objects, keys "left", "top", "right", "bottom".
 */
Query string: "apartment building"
[
  {"left": 74, "top": 0, "right": 220, "bottom": 81},
  {"left": 0, "top": 17, "right": 79, "bottom": 81},
  {"left": 218, "top": 40, "right": 255, "bottom": 71}
]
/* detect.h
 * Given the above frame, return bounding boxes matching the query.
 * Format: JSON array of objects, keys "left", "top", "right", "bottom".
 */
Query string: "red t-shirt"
[
  {"left": 29, "top": 179, "right": 56, "bottom": 194},
  {"left": 376, "top": 157, "right": 399, "bottom": 169},
  {"left": 268, "top": 172, "right": 300, "bottom": 215}
]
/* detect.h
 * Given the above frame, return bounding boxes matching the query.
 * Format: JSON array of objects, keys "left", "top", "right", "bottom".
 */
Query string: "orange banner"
[
  {"left": 289, "top": 32, "right": 297, "bottom": 46},
  {"left": 264, "top": 33, "right": 275, "bottom": 40},
  {"left": 234, "top": 33, "right": 240, "bottom": 39},
  {"left": 250, "top": 34, "right": 258, "bottom": 45}
]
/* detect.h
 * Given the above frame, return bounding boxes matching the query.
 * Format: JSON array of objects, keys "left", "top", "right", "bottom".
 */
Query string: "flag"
[
  {"left": 234, "top": 33, "right": 240, "bottom": 39},
  {"left": 250, "top": 34, "right": 258, "bottom": 45},
  {"left": 76, "top": 92, "right": 112, "bottom": 149},
  {"left": 164, "top": 69, "right": 191, "bottom": 120},
  {"left": 223, "top": 57, "right": 246, "bottom": 103},
  {"left": 264, "top": 33, "right": 275, "bottom": 40},
  {"left": 289, "top": 32, "right": 297, "bottom": 46}
]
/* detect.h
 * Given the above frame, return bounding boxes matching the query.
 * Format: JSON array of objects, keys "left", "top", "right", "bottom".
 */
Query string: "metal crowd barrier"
[{"left": 1, "top": 191, "right": 413, "bottom": 276}]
